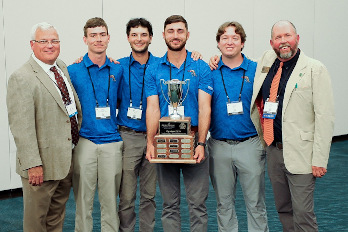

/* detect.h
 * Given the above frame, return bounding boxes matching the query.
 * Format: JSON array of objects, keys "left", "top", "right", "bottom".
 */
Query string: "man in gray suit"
[{"left": 7, "top": 22, "right": 81, "bottom": 231}]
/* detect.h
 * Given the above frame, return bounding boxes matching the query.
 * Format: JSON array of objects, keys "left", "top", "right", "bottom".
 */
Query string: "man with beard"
[
  {"left": 250, "top": 20, "right": 334, "bottom": 231},
  {"left": 145, "top": 15, "right": 213, "bottom": 232}
]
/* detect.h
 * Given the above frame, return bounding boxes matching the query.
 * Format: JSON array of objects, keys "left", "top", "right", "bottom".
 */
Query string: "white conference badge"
[
  {"left": 227, "top": 101, "right": 244, "bottom": 115},
  {"left": 263, "top": 98, "right": 279, "bottom": 119},
  {"left": 66, "top": 102, "right": 78, "bottom": 118},
  {"left": 127, "top": 106, "right": 142, "bottom": 120},
  {"left": 95, "top": 106, "right": 111, "bottom": 119}
]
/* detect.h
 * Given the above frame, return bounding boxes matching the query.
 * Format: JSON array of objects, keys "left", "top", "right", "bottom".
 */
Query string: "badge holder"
[
  {"left": 66, "top": 102, "right": 78, "bottom": 118},
  {"left": 263, "top": 98, "right": 279, "bottom": 119},
  {"left": 127, "top": 104, "right": 142, "bottom": 120},
  {"left": 96, "top": 106, "right": 111, "bottom": 119},
  {"left": 227, "top": 101, "right": 244, "bottom": 115}
]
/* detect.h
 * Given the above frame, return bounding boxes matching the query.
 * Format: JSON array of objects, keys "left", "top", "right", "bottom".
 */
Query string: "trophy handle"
[
  {"left": 160, "top": 79, "right": 171, "bottom": 105},
  {"left": 180, "top": 79, "right": 190, "bottom": 105}
]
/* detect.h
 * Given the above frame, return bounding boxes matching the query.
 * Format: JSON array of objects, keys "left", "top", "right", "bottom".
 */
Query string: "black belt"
[
  {"left": 119, "top": 126, "right": 146, "bottom": 134},
  {"left": 218, "top": 135, "right": 257, "bottom": 144},
  {"left": 271, "top": 141, "right": 283, "bottom": 150}
]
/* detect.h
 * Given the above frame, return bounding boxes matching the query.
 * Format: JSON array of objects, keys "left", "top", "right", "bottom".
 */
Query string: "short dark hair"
[
  {"left": 164, "top": 15, "right": 188, "bottom": 30},
  {"left": 216, "top": 21, "right": 246, "bottom": 44},
  {"left": 83, "top": 17, "right": 108, "bottom": 37},
  {"left": 126, "top": 18, "right": 153, "bottom": 36}
]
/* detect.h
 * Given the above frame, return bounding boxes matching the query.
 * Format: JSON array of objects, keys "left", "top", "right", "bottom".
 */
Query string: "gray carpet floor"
[{"left": 1, "top": 140, "right": 347, "bottom": 231}]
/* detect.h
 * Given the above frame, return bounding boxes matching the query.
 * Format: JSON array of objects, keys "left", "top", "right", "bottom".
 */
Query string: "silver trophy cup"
[{"left": 160, "top": 79, "right": 190, "bottom": 119}]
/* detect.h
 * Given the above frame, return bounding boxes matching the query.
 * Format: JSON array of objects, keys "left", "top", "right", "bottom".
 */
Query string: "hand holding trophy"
[{"left": 150, "top": 79, "right": 196, "bottom": 163}]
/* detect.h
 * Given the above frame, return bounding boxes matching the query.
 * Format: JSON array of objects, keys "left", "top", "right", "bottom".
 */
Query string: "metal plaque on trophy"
[{"left": 150, "top": 79, "right": 196, "bottom": 164}]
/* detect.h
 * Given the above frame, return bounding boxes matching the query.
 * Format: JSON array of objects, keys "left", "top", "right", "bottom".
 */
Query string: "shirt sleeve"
[
  {"left": 144, "top": 64, "right": 159, "bottom": 98},
  {"left": 198, "top": 60, "right": 214, "bottom": 95}
]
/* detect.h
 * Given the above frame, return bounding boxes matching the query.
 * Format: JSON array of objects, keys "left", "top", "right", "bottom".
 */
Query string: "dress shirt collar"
[{"left": 31, "top": 53, "right": 58, "bottom": 72}]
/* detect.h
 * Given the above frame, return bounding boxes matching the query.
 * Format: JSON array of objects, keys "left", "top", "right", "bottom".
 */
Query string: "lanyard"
[
  {"left": 87, "top": 65, "right": 111, "bottom": 107},
  {"left": 128, "top": 53, "right": 149, "bottom": 108},
  {"left": 220, "top": 67, "right": 246, "bottom": 103},
  {"left": 168, "top": 53, "right": 187, "bottom": 81}
]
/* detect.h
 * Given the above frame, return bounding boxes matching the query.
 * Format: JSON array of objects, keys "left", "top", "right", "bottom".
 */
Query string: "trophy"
[{"left": 150, "top": 79, "right": 196, "bottom": 164}]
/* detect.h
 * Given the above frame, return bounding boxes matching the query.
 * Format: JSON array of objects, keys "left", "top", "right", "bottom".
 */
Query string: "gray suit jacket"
[
  {"left": 7, "top": 56, "right": 82, "bottom": 180},
  {"left": 250, "top": 50, "right": 334, "bottom": 174}
]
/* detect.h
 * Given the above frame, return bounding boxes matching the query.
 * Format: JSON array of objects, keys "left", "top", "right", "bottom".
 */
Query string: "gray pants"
[
  {"left": 266, "top": 145, "right": 317, "bottom": 232},
  {"left": 118, "top": 130, "right": 157, "bottom": 232},
  {"left": 208, "top": 136, "right": 268, "bottom": 232},
  {"left": 157, "top": 150, "right": 209, "bottom": 232}
]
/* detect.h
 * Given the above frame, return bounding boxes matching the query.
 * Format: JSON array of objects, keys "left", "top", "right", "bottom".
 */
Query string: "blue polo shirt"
[
  {"left": 210, "top": 54, "right": 257, "bottom": 140},
  {"left": 117, "top": 52, "right": 160, "bottom": 132},
  {"left": 145, "top": 51, "right": 213, "bottom": 127},
  {"left": 68, "top": 53, "right": 123, "bottom": 144}
]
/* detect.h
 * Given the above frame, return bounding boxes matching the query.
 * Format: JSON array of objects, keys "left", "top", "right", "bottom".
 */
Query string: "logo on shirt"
[
  {"left": 243, "top": 76, "right": 251, "bottom": 83},
  {"left": 188, "top": 70, "right": 196, "bottom": 77},
  {"left": 110, "top": 75, "right": 116, "bottom": 81}
]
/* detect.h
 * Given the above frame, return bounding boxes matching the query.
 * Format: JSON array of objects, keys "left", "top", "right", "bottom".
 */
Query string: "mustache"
[{"left": 279, "top": 43, "right": 290, "bottom": 48}]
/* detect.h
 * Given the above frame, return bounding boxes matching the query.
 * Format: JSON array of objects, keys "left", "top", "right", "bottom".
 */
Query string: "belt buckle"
[
  {"left": 275, "top": 142, "right": 283, "bottom": 150},
  {"left": 226, "top": 139, "right": 240, "bottom": 145}
]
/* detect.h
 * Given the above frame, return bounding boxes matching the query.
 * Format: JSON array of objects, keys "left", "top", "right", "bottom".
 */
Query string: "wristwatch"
[{"left": 197, "top": 142, "right": 206, "bottom": 147}]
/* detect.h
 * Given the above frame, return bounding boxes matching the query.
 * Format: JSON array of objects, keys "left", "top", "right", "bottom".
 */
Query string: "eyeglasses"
[{"left": 32, "top": 40, "right": 60, "bottom": 45}]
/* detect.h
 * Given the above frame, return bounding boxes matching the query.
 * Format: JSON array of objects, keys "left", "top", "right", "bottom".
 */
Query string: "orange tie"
[{"left": 263, "top": 62, "right": 283, "bottom": 146}]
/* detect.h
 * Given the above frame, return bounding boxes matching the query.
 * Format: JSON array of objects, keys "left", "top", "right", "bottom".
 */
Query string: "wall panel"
[
  {"left": 0, "top": 0, "right": 11, "bottom": 191},
  {"left": 314, "top": 0, "right": 348, "bottom": 135},
  {"left": 103, "top": 0, "right": 185, "bottom": 60}
]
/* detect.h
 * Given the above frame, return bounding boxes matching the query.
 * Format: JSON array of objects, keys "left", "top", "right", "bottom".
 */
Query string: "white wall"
[
  {"left": 1, "top": 0, "right": 347, "bottom": 191},
  {"left": 0, "top": 0, "right": 11, "bottom": 191}
]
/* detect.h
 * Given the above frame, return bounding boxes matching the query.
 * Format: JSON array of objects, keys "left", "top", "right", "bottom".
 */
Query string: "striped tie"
[{"left": 263, "top": 62, "right": 283, "bottom": 146}]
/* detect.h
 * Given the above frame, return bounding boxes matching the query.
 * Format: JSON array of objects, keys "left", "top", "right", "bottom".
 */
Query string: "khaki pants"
[
  {"left": 73, "top": 137, "right": 123, "bottom": 232},
  {"left": 22, "top": 162, "right": 73, "bottom": 232}
]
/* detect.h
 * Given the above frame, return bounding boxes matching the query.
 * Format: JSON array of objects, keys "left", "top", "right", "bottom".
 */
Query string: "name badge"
[
  {"left": 227, "top": 101, "right": 244, "bottom": 115},
  {"left": 263, "top": 99, "right": 278, "bottom": 119},
  {"left": 95, "top": 106, "right": 111, "bottom": 119},
  {"left": 66, "top": 102, "right": 77, "bottom": 118},
  {"left": 127, "top": 106, "right": 142, "bottom": 120},
  {"left": 168, "top": 105, "right": 185, "bottom": 116}
]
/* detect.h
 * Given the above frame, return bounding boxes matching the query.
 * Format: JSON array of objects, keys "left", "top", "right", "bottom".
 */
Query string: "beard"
[
  {"left": 274, "top": 42, "right": 298, "bottom": 59},
  {"left": 165, "top": 39, "right": 186, "bottom": 52}
]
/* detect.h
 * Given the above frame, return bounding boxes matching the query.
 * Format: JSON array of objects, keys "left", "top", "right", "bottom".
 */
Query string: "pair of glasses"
[{"left": 32, "top": 40, "right": 60, "bottom": 45}]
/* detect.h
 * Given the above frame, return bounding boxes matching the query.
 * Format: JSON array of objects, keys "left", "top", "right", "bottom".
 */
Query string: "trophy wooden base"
[{"left": 150, "top": 131, "right": 196, "bottom": 164}]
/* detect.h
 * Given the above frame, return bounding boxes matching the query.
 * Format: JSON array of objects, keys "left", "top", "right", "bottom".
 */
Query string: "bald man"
[{"left": 250, "top": 20, "right": 334, "bottom": 231}]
